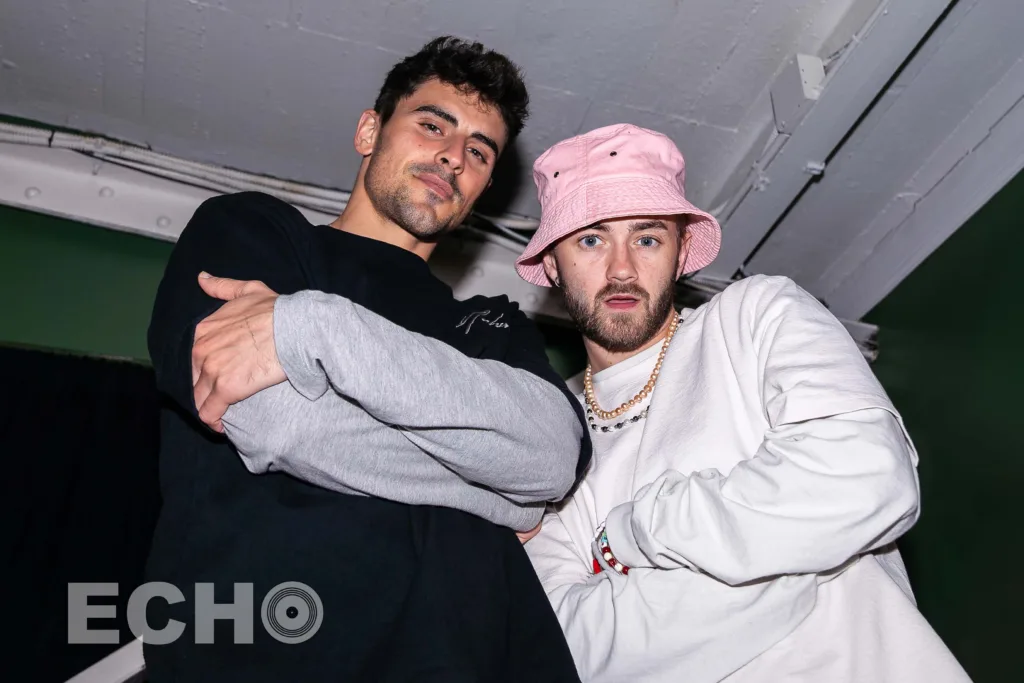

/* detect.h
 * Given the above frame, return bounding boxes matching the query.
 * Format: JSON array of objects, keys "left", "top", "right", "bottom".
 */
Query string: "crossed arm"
[
  {"left": 148, "top": 196, "right": 589, "bottom": 531},
  {"left": 526, "top": 511, "right": 821, "bottom": 683},
  {"left": 199, "top": 280, "right": 586, "bottom": 529}
]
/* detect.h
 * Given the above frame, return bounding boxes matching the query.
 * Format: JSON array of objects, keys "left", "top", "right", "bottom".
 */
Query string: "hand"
[
  {"left": 192, "top": 273, "right": 287, "bottom": 432},
  {"left": 516, "top": 519, "right": 543, "bottom": 544}
]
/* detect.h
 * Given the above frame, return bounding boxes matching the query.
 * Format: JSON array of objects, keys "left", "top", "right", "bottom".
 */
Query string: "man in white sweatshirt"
[{"left": 514, "top": 123, "right": 972, "bottom": 682}]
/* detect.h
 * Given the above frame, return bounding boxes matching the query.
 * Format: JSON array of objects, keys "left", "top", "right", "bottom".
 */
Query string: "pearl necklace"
[{"left": 583, "top": 314, "right": 681, "bottom": 421}]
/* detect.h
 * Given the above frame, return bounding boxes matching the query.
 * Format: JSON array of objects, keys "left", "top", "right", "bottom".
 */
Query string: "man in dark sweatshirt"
[{"left": 143, "top": 36, "right": 590, "bottom": 682}]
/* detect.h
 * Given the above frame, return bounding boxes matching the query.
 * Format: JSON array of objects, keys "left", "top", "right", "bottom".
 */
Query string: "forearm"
[
  {"left": 273, "top": 290, "right": 583, "bottom": 500},
  {"left": 526, "top": 518, "right": 816, "bottom": 682},
  {"left": 147, "top": 193, "right": 304, "bottom": 420},
  {"left": 605, "top": 408, "right": 920, "bottom": 584},
  {"left": 549, "top": 573, "right": 815, "bottom": 683},
  {"left": 221, "top": 383, "right": 544, "bottom": 531}
]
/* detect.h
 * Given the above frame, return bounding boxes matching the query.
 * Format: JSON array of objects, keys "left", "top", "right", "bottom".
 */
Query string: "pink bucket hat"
[{"left": 515, "top": 123, "right": 721, "bottom": 287}]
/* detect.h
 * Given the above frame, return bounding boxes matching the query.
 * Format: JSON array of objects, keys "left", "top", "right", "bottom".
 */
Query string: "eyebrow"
[
  {"left": 413, "top": 104, "right": 500, "bottom": 156},
  {"left": 629, "top": 220, "right": 670, "bottom": 232},
  {"left": 414, "top": 104, "right": 457, "bottom": 126}
]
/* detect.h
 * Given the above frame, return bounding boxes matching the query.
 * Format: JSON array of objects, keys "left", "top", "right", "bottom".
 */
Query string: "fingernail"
[{"left": 199, "top": 271, "right": 211, "bottom": 279}]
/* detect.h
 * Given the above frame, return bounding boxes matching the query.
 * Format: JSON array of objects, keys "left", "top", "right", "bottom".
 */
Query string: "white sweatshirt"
[{"left": 525, "top": 274, "right": 971, "bottom": 682}]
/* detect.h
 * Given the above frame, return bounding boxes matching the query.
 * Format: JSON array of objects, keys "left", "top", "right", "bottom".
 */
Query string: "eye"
[
  {"left": 636, "top": 235, "right": 661, "bottom": 248},
  {"left": 421, "top": 122, "right": 442, "bottom": 135},
  {"left": 579, "top": 234, "right": 603, "bottom": 248},
  {"left": 469, "top": 147, "right": 489, "bottom": 164}
]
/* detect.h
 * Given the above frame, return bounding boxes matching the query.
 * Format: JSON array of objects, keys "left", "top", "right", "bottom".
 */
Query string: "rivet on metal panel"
[
  {"left": 24, "top": 187, "right": 41, "bottom": 199},
  {"left": 470, "top": 266, "right": 485, "bottom": 278},
  {"left": 99, "top": 186, "right": 115, "bottom": 198},
  {"left": 156, "top": 216, "right": 172, "bottom": 229}
]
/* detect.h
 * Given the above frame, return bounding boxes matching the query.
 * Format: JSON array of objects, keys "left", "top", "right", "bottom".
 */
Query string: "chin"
[
  {"left": 406, "top": 212, "right": 454, "bottom": 240},
  {"left": 416, "top": 196, "right": 460, "bottom": 223},
  {"left": 599, "top": 314, "right": 656, "bottom": 349},
  {"left": 601, "top": 307, "right": 644, "bottom": 325}
]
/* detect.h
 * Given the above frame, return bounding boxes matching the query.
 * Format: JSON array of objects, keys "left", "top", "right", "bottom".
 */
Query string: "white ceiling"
[{"left": 0, "top": 0, "right": 870, "bottom": 218}]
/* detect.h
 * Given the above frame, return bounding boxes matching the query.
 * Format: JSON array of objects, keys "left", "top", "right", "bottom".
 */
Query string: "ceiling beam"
[
  {"left": 824, "top": 65, "right": 1024, "bottom": 318},
  {"left": 0, "top": 143, "right": 244, "bottom": 242},
  {"left": 746, "top": 0, "right": 1024, "bottom": 319},
  {"left": 704, "top": 0, "right": 955, "bottom": 280}
]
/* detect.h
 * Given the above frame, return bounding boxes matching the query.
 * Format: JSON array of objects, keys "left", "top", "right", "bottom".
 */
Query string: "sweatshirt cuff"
[
  {"left": 604, "top": 501, "right": 651, "bottom": 570},
  {"left": 274, "top": 292, "right": 330, "bottom": 400}
]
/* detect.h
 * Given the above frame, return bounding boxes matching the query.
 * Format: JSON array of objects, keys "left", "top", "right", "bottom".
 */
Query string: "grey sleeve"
[
  {"left": 221, "top": 384, "right": 545, "bottom": 532},
  {"left": 272, "top": 290, "right": 582, "bottom": 502}
]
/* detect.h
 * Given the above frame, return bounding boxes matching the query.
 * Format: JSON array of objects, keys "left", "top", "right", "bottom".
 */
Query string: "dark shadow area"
[
  {"left": 536, "top": 317, "right": 588, "bottom": 380},
  {"left": 2, "top": 345, "right": 163, "bottom": 682}
]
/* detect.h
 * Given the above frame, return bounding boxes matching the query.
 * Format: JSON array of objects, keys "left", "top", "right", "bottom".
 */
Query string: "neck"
[
  {"left": 584, "top": 308, "right": 678, "bottom": 374},
  {"left": 329, "top": 183, "right": 439, "bottom": 261}
]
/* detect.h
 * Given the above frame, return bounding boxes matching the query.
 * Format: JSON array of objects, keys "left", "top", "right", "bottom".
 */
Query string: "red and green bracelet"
[{"left": 593, "top": 524, "right": 631, "bottom": 575}]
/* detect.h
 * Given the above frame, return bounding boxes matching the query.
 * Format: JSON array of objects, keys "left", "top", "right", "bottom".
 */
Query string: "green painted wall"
[
  {"left": 0, "top": 206, "right": 174, "bottom": 361},
  {"left": 864, "top": 170, "right": 1024, "bottom": 682}
]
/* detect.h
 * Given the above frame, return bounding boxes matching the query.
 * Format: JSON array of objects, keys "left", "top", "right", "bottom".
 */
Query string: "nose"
[
  {"left": 607, "top": 242, "right": 638, "bottom": 284},
  {"left": 436, "top": 137, "right": 465, "bottom": 174}
]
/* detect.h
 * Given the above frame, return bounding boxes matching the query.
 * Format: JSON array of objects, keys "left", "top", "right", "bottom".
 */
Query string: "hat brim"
[{"left": 515, "top": 175, "right": 722, "bottom": 287}]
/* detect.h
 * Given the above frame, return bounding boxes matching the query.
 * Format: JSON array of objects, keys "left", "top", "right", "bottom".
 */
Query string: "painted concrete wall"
[
  {"left": 863, "top": 169, "right": 1024, "bottom": 682},
  {"left": 0, "top": 205, "right": 173, "bottom": 360}
]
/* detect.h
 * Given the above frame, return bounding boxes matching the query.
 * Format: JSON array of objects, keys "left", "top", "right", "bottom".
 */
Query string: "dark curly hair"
[{"left": 374, "top": 36, "right": 530, "bottom": 145}]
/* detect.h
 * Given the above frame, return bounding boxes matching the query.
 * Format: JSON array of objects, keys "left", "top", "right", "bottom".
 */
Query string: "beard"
[
  {"left": 558, "top": 264, "right": 677, "bottom": 354},
  {"left": 363, "top": 138, "right": 464, "bottom": 241}
]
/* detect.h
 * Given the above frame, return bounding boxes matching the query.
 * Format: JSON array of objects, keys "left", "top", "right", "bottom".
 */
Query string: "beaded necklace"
[{"left": 583, "top": 314, "right": 680, "bottom": 427}]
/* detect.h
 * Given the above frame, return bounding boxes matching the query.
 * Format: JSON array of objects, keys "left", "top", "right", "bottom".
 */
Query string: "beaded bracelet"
[{"left": 593, "top": 524, "right": 631, "bottom": 575}]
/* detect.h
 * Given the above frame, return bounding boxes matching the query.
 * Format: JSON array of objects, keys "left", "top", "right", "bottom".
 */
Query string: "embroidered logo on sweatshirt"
[{"left": 457, "top": 310, "right": 510, "bottom": 334}]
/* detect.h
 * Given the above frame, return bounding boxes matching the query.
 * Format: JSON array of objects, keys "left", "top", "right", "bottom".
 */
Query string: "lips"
[
  {"left": 604, "top": 295, "right": 640, "bottom": 310},
  {"left": 417, "top": 173, "right": 454, "bottom": 200}
]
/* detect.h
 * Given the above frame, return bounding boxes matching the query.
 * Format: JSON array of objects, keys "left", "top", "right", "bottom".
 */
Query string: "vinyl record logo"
[{"left": 260, "top": 582, "right": 323, "bottom": 644}]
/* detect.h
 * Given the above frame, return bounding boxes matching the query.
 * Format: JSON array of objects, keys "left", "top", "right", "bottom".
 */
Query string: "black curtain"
[{"left": 1, "top": 346, "right": 162, "bottom": 682}]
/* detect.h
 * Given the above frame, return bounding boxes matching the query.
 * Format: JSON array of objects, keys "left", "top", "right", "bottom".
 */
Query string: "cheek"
[
  {"left": 567, "top": 271, "right": 604, "bottom": 301},
  {"left": 553, "top": 246, "right": 600, "bottom": 283},
  {"left": 389, "top": 135, "right": 425, "bottom": 164},
  {"left": 462, "top": 174, "right": 490, "bottom": 201},
  {"left": 632, "top": 255, "right": 673, "bottom": 286}
]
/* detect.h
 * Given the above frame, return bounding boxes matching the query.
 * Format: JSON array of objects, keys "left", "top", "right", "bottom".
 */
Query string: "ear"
[
  {"left": 680, "top": 223, "right": 693, "bottom": 249},
  {"left": 542, "top": 251, "right": 560, "bottom": 287},
  {"left": 354, "top": 110, "right": 381, "bottom": 156}
]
